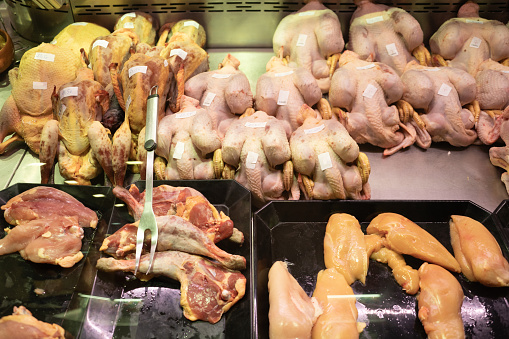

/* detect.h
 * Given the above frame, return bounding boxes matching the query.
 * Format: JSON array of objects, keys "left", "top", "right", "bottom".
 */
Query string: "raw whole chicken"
[
  {"left": 157, "top": 19, "right": 206, "bottom": 48},
  {"left": 153, "top": 96, "right": 221, "bottom": 180},
  {"left": 114, "top": 12, "right": 158, "bottom": 45},
  {"left": 268, "top": 261, "right": 322, "bottom": 339},
  {"left": 371, "top": 247, "right": 419, "bottom": 294},
  {"left": 254, "top": 56, "right": 323, "bottom": 135},
  {"left": 367, "top": 212, "right": 461, "bottom": 272},
  {"left": 184, "top": 54, "right": 253, "bottom": 138},
  {"left": 1, "top": 186, "right": 98, "bottom": 228},
  {"left": 272, "top": 0, "right": 344, "bottom": 92},
  {"left": 417, "top": 263, "right": 465, "bottom": 339},
  {"left": 291, "top": 104, "right": 370, "bottom": 200},
  {"left": 430, "top": 2, "right": 509, "bottom": 76},
  {"left": 400, "top": 61, "right": 478, "bottom": 147},
  {"left": 0, "top": 43, "right": 82, "bottom": 154},
  {"left": 39, "top": 64, "right": 113, "bottom": 185},
  {"left": 109, "top": 51, "right": 171, "bottom": 185},
  {"left": 329, "top": 51, "right": 430, "bottom": 155},
  {"left": 348, "top": 0, "right": 430, "bottom": 76},
  {"left": 0, "top": 306, "right": 65, "bottom": 339},
  {"left": 0, "top": 216, "right": 84, "bottom": 267},
  {"left": 96, "top": 251, "right": 246, "bottom": 324},
  {"left": 99, "top": 215, "right": 245, "bottom": 270},
  {"left": 52, "top": 22, "right": 110, "bottom": 59},
  {"left": 221, "top": 110, "right": 299, "bottom": 204},
  {"left": 312, "top": 268, "right": 364, "bottom": 339},
  {"left": 450, "top": 215, "right": 509, "bottom": 287}
]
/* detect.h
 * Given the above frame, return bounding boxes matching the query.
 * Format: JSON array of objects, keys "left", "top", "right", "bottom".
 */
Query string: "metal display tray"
[
  {"left": 0, "top": 183, "right": 115, "bottom": 330},
  {"left": 64, "top": 180, "right": 252, "bottom": 339},
  {"left": 253, "top": 200, "right": 509, "bottom": 339}
]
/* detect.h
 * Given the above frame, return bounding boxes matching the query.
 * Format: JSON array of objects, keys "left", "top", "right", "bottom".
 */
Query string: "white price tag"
[
  {"left": 202, "top": 92, "right": 216, "bottom": 107},
  {"left": 246, "top": 151, "right": 258, "bottom": 169},
  {"left": 184, "top": 21, "right": 200, "bottom": 29},
  {"left": 356, "top": 64, "right": 376, "bottom": 70},
  {"left": 121, "top": 13, "right": 136, "bottom": 20},
  {"left": 318, "top": 152, "right": 333, "bottom": 171},
  {"left": 437, "top": 83, "right": 452, "bottom": 97},
  {"left": 50, "top": 40, "right": 57, "bottom": 44},
  {"left": 34, "top": 53, "right": 55, "bottom": 62},
  {"left": 363, "top": 84, "right": 378, "bottom": 98},
  {"left": 124, "top": 22, "right": 135, "bottom": 29},
  {"left": 72, "top": 22, "right": 88, "bottom": 26},
  {"left": 58, "top": 104, "right": 66, "bottom": 118},
  {"left": 170, "top": 48, "right": 188, "bottom": 60},
  {"left": 175, "top": 110, "right": 197, "bottom": 119},
  {"left": 424, "top": 68, "right": 440, "bottom": 71},
  {"left": 298, "top": 11, "right": 315, "bottom": 16},
  {"left": 275, "top": 70, "right": 294, "bottom": 77},
  {"left": 33, "top": 82, "right": 47, "bottom": 90},
  {"left": 128, "top": 65, "right": 147, "bottom": 78},
  {"left": 173, "top": 142, "right": 184, "bottom": 159},
  {"left": 386, "top": 43, "right": 399, "bottom": 56},
  {"left": 304, "top": 124, "right": 325, "bottom": 134},
  {"left": 245, "top": 122, "right": 267, "bottom": 128},
  {"left": 366, "top": 16, "right": 384, "bottom": 24},
  {"left": 502, "top": 71, "right": 509, "bottom": 74},
  {"left": 277, "top": 90, "right": 290, "bottom": 105},
  {"left": 92, "top": 40, "right": 109, "bottom": 49},
  {"left": 466, "top": 19, "right": 483, "bottom": 24},
  {"left": 212, "top": 73, "right": 232, "bottom": 79},
  {"left": 296, "top": 34, "right": 307, "bottom": 47},
  {"left": 470, "top": 37, "right": 482, "bottom": 49},
  {"left": 126, "top": 95, "right": 132, "bottom": 111},
  {"left": 60, "top": 87, "right": 78, "bottom": 99},
  {"left": 164, "top": 59, "right": 168, "bottom": 67}
]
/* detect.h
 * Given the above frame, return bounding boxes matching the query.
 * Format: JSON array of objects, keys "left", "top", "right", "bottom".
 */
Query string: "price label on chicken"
[
  {"left": 92, "top": 40, "right": 109, "bottom": 50},
  {"left": 366, "top": 16, "right": 384, "bottom": 24},
  {"left": 296, "top": 34, "right": 307, "bottom": 47},
  {"left": 437, "top": 83, "right": 452, "bottom": 97},
  {"left": 72, "top": 22, "right": 88, "bottom": 26},
  {"left": 170, "top": 49, "right": 188, "bottom": 60},
  {"left": 277, "top": 90, "right": 290, "bottom": 105},
  {"left": 246, "top": 151, "right": 258, "bottom": 169},
  {"left": 60, "top": 87, "right": 79, "bottom": 99},
  {"left": 424, "top": 68, "right": 440, "bottom": 71},
  {"left": 34, "top": 53, "right": 55, "bottom": 62},
  {"left": 123, "top": 22, "right": 135, "bottom": 29},
  {"left": 386, "top": 43, "right": 399, "bottom": 56},
  {"left": 275, "top": 71, "right": 294, "bottom": 77},
  {"left": 128, "top": 65, "right": 148, "bottom": 78},
  {"left": 466, "top": 19, "right": 484, "bottom": 24},
  {"left": 184, "top": 21, "right": 200, "bottom": 29},
  {"left": 212, "top": 73, "right": 232, "bottom": 79},
  {"left": 245, "top": 122, "right": 267, "bottom": 128},
  {"left": 304, "top": 124, "right": 325, "bottom": 134},
  {"left": 32, "top": 82, "right": 47, "bottom": 90},
  {"left": 470, "top": 37, "right": 482, "bottom": 49},
  {"left": 357, "top": 64, "right": 376, "bottom": 70},
  {"left": 59, "top": 104, "right": 66, "bottom": 118},
  {"left": 164, "top": 59, "right": 168, "bottom": 67},
  {"left": 298, "top": 11, "right": 315, "bottom": 16},
  {"left": 318, "top": 152, "right": 333, "bottom": 171},
  {"left": 175, "top": 111, "right": 197, "bottom": 119},
  {"left": 173, "top": 142, "right": 185, "bottom": 159},
  {"left": 363, "top": 84, "right": 378, "bottom": 99},
  {"left": 202, "top": 93, "right": 216, "bottom": 107},
  {"left": 126, "top": 95, "right": 132, "bottom": 111}
]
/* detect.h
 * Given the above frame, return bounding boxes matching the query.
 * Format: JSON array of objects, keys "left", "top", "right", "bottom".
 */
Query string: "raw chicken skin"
[
  {"left": 417, "top": 263, "right": 465, "bottom": 339},
  {"left": 1, "top": 186, "right": 98, "bottom": 228},
  {"left": 184, "top": 54, "right": 253, "bottom": 138},
  {"left": 272, "top": 0, "right": 344, "bottom": 92},
  {"left": 312, "top": 268, "right": 364, "bottom": 339},
  {"left": 100, "top": 214, "right": 245, "bottom": 270},
  {"left": 0, "top": 306, "right": 65, "bottom": 339},
  {"left": 430, "top": 2, "right": 509, "bottom": 75},
  {"left": 371, "top": 247, "right": 419, "bottom": 294},
  {"left": 450, "top": 215, "right": 509, "bottom": 287},
  {"left": 367, "top": 212, "right": 461, "bottom": 272},
  {"left": 349, "top": 0, "right": 424, "bottom": 75},
  {"left": 489, "top": 107, "right": 509, "bottom": 193},
  {"left": 268, "top": 261, "right": 321, "bottom": 339},
  {"left": 0, "top": 216, "right": 84, "bottom": 267},
  {"left": 114, "top": 11, "right": 158, "bottom": 45},
  {"left": 401, "top": 62, "right": 477, "bottom": 147},
  {"left": 323, "top": 213, "right": 369, "bottom": 284},
  {"left": 52, "top": 22, "right": 110, "bottom": 60},
  {"left": 96, "top": 251, "right": 246, "bottom": 324}
]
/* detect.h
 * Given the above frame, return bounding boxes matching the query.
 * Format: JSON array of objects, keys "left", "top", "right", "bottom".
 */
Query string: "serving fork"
[{"left": 134, "top": 86, "right": 159, "bottom": 275}]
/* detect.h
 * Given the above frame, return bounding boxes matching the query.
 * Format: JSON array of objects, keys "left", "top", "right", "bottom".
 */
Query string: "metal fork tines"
[{"left": 135, "top": 85, "right": 159, "bottom": 275}]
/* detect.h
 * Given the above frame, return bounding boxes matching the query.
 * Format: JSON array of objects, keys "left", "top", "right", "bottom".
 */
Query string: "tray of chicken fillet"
[
  {"left": 253, "top": 200, "right": 509, "bottom": 339},
  {"left": 0, "top": 183, "right": 114, "bottom": 336},
  {"left": 62, "top": 180, "right": 251, "bottom": 339}
]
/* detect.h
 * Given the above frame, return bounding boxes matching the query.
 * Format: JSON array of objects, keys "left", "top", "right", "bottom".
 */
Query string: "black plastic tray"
[
  {"left": 253, "top": 200, "right": 509, "bottom": 339},
  {"left": 0, "top": 183, "right": 114, "bottom": 329},
  {"left": 66, "top": 180, "right": 252, "bottom": 339}
]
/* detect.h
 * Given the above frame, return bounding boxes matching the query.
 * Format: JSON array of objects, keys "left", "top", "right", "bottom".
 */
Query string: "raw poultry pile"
[
  {"left": 268, "top": 212, "right": 509, "bottom": 338},
  {"left": 0, "top": 0, "right": 509, "bottom": 200}
]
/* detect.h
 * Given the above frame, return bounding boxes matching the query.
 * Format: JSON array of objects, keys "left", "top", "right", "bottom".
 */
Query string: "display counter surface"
[{"left": 0, "top": 5, "right": 507, "bottom": 212}]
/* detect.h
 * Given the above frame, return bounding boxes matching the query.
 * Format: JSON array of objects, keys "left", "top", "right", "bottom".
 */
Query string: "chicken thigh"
[
  {"left": 349, "top": 0, "right": 429, "bottom": 75},
  {"left": 0, "top": 306, "right": 65, "bottom": 339},
  {"left": 184, "top": 54, "right": 253, "bottom": 138},
  {"left": 430, "top": 1, "right": 509, "bottom": 76},
  {"left": 401, "top": 62, "right": 478, "bottom": 147},
  {"left": 272, "top": 0, "right": 344, "bottom": 92},
  {"left": 291, "top": 104, "right": 370, "bottom": 200}
]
